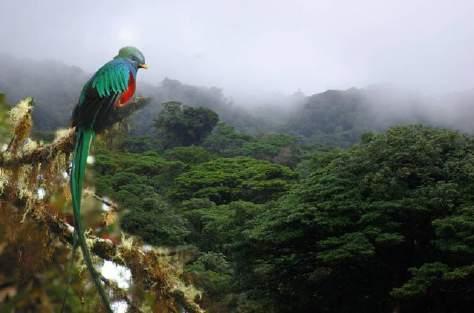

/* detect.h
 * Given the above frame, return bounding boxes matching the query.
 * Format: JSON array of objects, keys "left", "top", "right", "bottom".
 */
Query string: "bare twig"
[{"left": 84, "top": 189, "right": 120, "bottom": 212}]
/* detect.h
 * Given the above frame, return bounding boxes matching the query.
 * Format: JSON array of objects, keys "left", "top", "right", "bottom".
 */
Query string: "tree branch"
[
  {"left": 13, "top": 199, "right": 204, "bottom": 313},
  {"left": 0, "top": 128, "right": 74, "bottom": 168},
  {"left": 84, "top": 189, "right": 120, "bottom": 212},
  {"left": 0, "top": 97, "right": 151, "bottom": 169},
  {"left": 100, "top": 275, "right": 145, "bottom": 313}
]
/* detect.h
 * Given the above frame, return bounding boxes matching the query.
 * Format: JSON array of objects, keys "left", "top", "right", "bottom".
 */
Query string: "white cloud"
[{"left": 1, "top": 0, "right": 474, "bottom": 96}]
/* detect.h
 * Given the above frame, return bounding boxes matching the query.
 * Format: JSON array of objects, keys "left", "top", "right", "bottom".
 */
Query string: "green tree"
[
  {"left": 203, "top": 123, "right": 303, "bottom": 166},
  {"left": 120, "top": 194, "right": 190, "bottom": 245},
  {"left": 93, "top": 148, "right": 189, "bottom": 245},
  {"left": 202, "top": 122, "right": 253, "bottom": 156},
  {"left": 154, "top": 101, "right": 219, "bottom": 149},
  {"left": 237, "top": 125, "right": 474, "bottom": 313},
  {"left": 164, "top": 145, "right": 216, "bottom": 165},
  {"left": 170, "top": 157, "right": 296, "bottom": 204}
]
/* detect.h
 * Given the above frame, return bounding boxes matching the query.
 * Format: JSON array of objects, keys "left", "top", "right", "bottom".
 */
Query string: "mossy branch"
[
  {"left": 21, "top": 200, "right": 203, "bottom": 313},
  {"left": 0, "top": 96, "right": 204, "bottom": 313},
  {"left": 0, "top": 127, "right": 75, "bottom": 168},
  {"left": 0, "top": 97, "right": 150, "bottom": 168}
]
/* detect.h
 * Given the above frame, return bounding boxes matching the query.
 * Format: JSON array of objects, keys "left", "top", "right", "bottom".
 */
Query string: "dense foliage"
[
  {"left": 89, "top": 117, "right": 474, "bottom": 313},
  {"left": 203, "top": 123, "right": 304, "bottom": 166},
  {"left": 154, "top": 101, "right": 219, "bottom": 148},
  {"left": 237, "top": 125, "right": 474, "bottom": 312}
]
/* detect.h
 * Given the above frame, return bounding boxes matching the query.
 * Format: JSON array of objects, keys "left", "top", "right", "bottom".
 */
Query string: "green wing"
[
  {"left": 90, "top": 59, "right": 132, "bottom": 98},
  {"left": 73, "top": 59, "right": 134, "bottom": 129}
]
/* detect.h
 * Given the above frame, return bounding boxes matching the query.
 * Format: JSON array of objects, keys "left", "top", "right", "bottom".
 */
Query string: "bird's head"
[{"left": 115, "top": 46, "right": 148, "bottom": 70}]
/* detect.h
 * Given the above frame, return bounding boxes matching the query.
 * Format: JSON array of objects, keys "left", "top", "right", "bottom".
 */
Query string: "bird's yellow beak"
[{"left": 139, "top": 64, "right": 149, "bottom": 69}]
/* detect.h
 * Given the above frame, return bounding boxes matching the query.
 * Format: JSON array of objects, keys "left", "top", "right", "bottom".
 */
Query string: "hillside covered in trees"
[{"left": 1, "top": 57, "right": 474, "bottom": 313}]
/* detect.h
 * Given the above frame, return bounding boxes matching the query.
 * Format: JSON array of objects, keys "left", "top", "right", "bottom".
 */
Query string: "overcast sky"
[{"left": 1, "top": 0, "right": 474, "bottom": 97}]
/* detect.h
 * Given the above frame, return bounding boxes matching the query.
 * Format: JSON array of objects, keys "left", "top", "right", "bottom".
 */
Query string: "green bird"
[{"left": 70, "top": 46, "right": 147, "bottom": 312}]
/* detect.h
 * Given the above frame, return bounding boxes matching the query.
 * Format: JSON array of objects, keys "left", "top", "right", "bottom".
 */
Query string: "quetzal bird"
[{"left": 70, "top": 46, "right": 147, "bottom": 312}]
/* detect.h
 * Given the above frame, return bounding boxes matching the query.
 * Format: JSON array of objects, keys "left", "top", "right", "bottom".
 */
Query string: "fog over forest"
[
  {"left": 2, "top": 51, "right": 474, "bottom": 148},
  {"left": 2, "top": 1, "right": 474, "bottom": 140}
]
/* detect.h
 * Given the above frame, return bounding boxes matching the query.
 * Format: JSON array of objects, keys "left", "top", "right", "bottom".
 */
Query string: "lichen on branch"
[{"left": 0, "top": 97, "right": 204, "bottom": 313}]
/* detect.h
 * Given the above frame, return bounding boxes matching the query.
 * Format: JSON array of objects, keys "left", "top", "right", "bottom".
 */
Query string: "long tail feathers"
[{"left": 70, "top": 128, "right": 113, "bottom": 313}]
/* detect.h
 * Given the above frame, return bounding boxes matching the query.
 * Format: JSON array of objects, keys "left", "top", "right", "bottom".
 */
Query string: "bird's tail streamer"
[{"left": 70, "top": 128, "right": 113, "bottom": 313}]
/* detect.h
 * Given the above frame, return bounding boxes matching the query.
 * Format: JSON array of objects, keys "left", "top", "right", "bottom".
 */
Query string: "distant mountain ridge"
[
  {"left": 1, "top": 54, "right": 473, "bottom": 146},
  {"left": 0, "top": 54, "right": 264, "bottom": 134}
]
